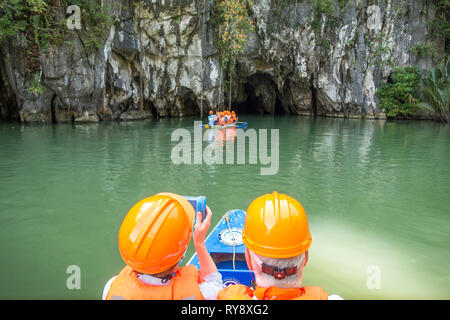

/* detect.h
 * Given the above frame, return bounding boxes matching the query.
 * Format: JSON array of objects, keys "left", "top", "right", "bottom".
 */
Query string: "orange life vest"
[
  {"left": 106, "top": 265, "right": 205, "bottom": 300},
  {"left": 217, "top": 284, "right": 328, "bottom": 300}
]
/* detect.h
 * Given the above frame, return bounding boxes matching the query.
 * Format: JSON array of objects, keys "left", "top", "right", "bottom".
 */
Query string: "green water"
[{"left": 0, "top": 116, "right": 449, "bottom": 299}]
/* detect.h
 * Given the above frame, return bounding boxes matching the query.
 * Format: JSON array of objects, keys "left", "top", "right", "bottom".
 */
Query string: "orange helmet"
[
  {"left": 118, "top": 193, "right": 195, "bottom": 274},
  {"left": 242, "top": 191, "right": 312, "bottom": 258}
]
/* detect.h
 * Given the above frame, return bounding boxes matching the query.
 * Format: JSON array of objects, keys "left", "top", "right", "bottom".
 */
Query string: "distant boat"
[
  {"left": 200, "top": 122, "right": 248, "bottom": 129},
  {"left": 187, "top": 209, "right": 254, "bottom": 287}
]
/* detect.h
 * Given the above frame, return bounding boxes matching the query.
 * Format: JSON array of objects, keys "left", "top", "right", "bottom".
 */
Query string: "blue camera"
[{"left": 183, "top": 196, "right": 206, "bottom": 221}]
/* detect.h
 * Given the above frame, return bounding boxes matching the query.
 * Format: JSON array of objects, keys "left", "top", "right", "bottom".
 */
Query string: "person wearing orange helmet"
[
  {"left": 102, "top": 193, "right": 223, "bottom": 300},
  {"left": 231, "top": 111, "right": 237, "bottom": 123},
  {"left": 218, "top": 113, "right": 226, "bottom": 126},
  {"left": 217, "top": 191, "right": 342, "bottom": 300},
  {"left": 226, "top": 113, "right": 233, "bottom": 125},
  {"left": 214, "top": 111, "right": 220, "bottom": 125},
  {"left": 208, "top": 111, "right": 215, "bottom": 127}
]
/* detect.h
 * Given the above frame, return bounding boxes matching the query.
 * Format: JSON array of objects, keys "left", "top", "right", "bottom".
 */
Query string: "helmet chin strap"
[
  {"left": 160, "top": 273, "right": 175, "bottom": 284},
  {"left": 261, "top": 264, "right": 298, "bottom": 280},
  {"left": 251, "top": 253, "right": 298, "bottom": 280},
  {"left": 139, "top": 257, "right": 184, "bottom": 284},
  {"left": 158, "top": 256, "right": 184, "bottom": 283},
  {"left": 158, "top": 253, "right": 186, "bottom": 283}
]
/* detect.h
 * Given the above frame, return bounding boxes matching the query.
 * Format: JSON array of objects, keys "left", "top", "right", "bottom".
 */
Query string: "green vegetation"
[
  {"left": 267, "top": 0, "right": 345, "bottom": 42},
  {"left": 212, "top": 0, "right": 254, "bottom": 69},
  {"left": 0, "top": 0, "right": 112, "bottom": 94},
  {"left": 1, "top": 1, "right": 63, "bottom": 52},
  {"left": 0, "top": 0, "right": 36, "bottom": 42},
  {"left": 430, "top": 0, "right": 450, "bottom": 54},
  {"left": 76, "top": 0, "right": 113, "bottom": 52},
  {"left": 0, "top": 0, "right": 112, "bottom": 63},
  {"left": 311, "top": 0, "right": 335, "bottom": 31},
  {"left": 375, "top": 1, "right": 448, "bottom": 122},
  {"left": 313, "top": 0, "right": 335, "bottom": 16},
  {"left": 268, "top": 0, "right": 297, "bottom": 32},
  {"left": 417, "top": 58, "right": 450, "bottom": 123},
  {"left": 309, "top": 0, "right": 336, "bottom": 50},
  {"left": 211, "top": 0, "right": 255, "bottom": 106},
  {"left": 367, "top": 32, "right": 393, "bottom": 68},
  {"left": 377, "top": 67, "right": 421, "bottom": 119},
  {"left": 27, "top": 72, "right": 45, "bottom": 96},
  {"left": 410, "top": 42, "right": 435, "bottom": 59},
  {"left": 377, "top": 60, "right": 450, "bottom": 123}
]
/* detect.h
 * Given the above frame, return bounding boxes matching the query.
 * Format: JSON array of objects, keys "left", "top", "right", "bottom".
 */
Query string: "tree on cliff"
[{"left": 212, "top": 0, "right": 254, "bottom": 109}]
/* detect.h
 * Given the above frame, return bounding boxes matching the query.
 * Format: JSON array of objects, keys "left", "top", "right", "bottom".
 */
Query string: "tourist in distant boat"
[
  {"left": 227, "top": 113, "right": 233, "bottom": 124},
  {"left": 214, "top": 111, "right": 220, "bottom": 125},
  {"left": 208, "top": 111, "right": 215, "bottom": 127},
  {"left": 217, "top": 191, "right": 343, "bottom": 300},
  {"left": 232, "top": 111, "right": 237, "bottom": 122},
  {"left": 218, "top": 113, "right": 226, "bottom": 126},
  {"left": 224, "top": 112, "right": 229, "bottom": 125},
  {"left": 102, "top": 193, "right": 223, "bottom": 300}
]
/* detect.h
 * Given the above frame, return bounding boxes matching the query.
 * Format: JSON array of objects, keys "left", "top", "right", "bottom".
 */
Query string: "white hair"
[{"left": 248, "top": 250, "right": 306, "bottom": 289}]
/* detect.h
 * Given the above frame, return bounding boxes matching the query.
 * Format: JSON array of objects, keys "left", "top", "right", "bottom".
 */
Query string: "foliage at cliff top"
[
  {"left": 0, "top": 0, "right": 44, "bottom": 44},
  {"left": 432, "top": 0, "right": 450, "bottom": 54},
  {"left": 0, "top": 1, "right": 111, "bottom": 67},
  {"left": 211, "top": 0, "right": 255, "bottom": 70},
  {"left": 0, "top": 0, "right": 111, "bottom": 95}
]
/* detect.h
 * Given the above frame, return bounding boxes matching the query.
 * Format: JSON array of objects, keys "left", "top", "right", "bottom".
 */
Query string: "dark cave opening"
[
  {"left": 275, "top": 96, "right": 289, "bottom": 115},
  {"left": 179, "top": 86, "right": 200, "bottom": 116},
  {"left": 236, "top": 73, "right": 288, "bottom": 115},
  {"left": 237, "top": 82, "right": 260, "bottom": 115},
  {"left": 51, "top": 95, "right": 57, "bottom": 124},
  {"left": 0, "top": 64, "right": 19, "bottom": 122},
  {"left": 144, "top": 99, "right": 158, "bottom": 118}
]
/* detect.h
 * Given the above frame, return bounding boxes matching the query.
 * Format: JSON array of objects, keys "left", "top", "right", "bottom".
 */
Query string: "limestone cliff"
[{"left": 0, "top": 0, "right": 444, "bottom": 122}]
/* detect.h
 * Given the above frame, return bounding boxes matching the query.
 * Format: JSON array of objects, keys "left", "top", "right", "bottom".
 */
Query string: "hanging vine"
[{"left": 211, "top": 0, "right": 255, "bottom": 107}]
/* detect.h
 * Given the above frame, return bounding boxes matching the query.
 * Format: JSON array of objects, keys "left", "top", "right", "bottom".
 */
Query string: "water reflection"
[{"left": 204, "top": 127, "right": 237, "bottom": 145}]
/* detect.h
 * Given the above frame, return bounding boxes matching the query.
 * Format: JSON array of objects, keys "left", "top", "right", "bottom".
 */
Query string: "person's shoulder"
[
  {"left": 179, "top": 264, "right": 201, "bottom": 276},
  {"left": 328, "top": 294, "right": 344, "bottom": 300},
  {"left": 101, "top": 276, "right": 118, "bottom": 300},
  {"left": 202, "top": 272, "right": 222, "bottom": 283}
]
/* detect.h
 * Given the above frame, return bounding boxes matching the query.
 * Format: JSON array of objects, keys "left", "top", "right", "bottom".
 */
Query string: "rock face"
[{"left": 0, "top": 0, "right": 443, "bottom": 122}]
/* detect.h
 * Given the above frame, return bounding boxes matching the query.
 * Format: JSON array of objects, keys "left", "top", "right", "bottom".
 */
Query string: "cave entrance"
[
  {"left": 0, "top": 65, "right": 19, "bottom": 122},
  {"left": 179, "top": 87, "right": 200, "bottom": 116},
  {"left": 144, "top": 100, "right": 158, "bottom": 118},
  {"left": 237, "top": 73, "right": 288, "bottom": 115}
]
